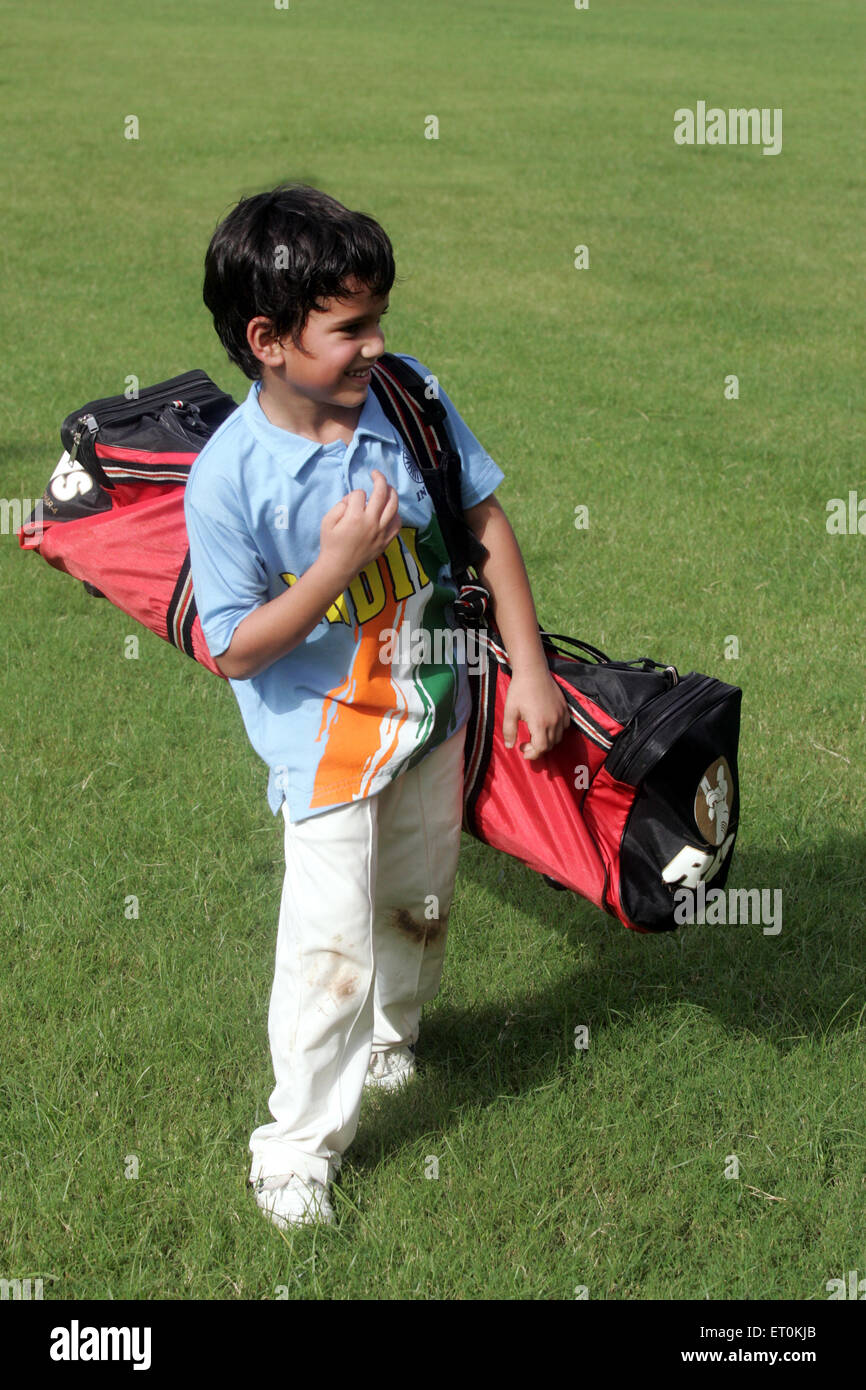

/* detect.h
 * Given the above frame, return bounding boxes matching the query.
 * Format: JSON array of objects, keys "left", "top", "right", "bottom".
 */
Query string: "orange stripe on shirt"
[{"left": 309, "top": 582, "right": 407, "bottom": 807}]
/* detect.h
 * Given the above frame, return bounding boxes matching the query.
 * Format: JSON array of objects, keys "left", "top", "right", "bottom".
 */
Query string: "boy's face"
[{"left": 253, "top": 277, "right": 389, "bottom": 411}]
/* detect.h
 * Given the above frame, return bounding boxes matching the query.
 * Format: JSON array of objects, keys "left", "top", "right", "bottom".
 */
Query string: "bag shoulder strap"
[{"left": 370, "top": 354, "right": 489, "bottom": 582}]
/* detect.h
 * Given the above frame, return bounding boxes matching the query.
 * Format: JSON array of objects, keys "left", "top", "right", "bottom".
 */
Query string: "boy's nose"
[{"left": 365, "top": 324, "right": 386, "bottom": 353}]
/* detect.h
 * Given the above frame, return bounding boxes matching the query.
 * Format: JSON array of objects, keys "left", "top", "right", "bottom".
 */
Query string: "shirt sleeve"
[
  {"left": 184, "top": 467, "right": 269, "bottom": 660},
  {"left": 396, "top": 355, "right": 505, "bottom": 509}
]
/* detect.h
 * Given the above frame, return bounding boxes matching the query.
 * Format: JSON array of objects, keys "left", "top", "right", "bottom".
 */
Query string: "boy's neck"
[{"left": 257, "top": 376, "right": 361, "bottom": 447}]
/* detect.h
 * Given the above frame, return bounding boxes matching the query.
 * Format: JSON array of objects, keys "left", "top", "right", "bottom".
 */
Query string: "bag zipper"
[
  {"left": 65, "top": 374, "right": 230, "bottom": 481},
  {"left": 65, "top": 371, "right": 225, "bottom": 431},
  {"left": 604, "top": 674, "right": 732, "bottom": 784},
  {"left": 68, "top": 413, "right": 99, "bottom": 465}
]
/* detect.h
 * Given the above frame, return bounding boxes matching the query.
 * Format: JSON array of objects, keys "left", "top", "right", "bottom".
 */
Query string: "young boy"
[{"left": 184, "top": 183, "right": 569, "bottom": 1229}]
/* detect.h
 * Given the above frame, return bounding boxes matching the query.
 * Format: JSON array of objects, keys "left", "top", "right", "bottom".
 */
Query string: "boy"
[{"left": 185, "top": 183, "right": 569, "bottom": 1229}]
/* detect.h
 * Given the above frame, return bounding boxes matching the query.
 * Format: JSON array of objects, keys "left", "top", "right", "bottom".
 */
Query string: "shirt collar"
[{"left": 242, "top": 379, "right": 399, "bottom": 475}]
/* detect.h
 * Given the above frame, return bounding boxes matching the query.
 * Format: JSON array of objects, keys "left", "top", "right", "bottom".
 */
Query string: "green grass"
[{"left": 1, "top": 0, "right": 865, "bottom": 1300}]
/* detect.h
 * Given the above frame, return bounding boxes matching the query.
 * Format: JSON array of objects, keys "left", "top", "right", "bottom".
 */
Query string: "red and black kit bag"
[
  {"left": 19, "top": 356, "right": 742, "bottom": 934},
  {"left": 18, "top": 370, "right": 237, "bottom": 677},
  {"left": 462, "top": 630, "right": 742, "bottom": 934},
  {"left": 368, "top": 355, "right": 744, "bottom": 935}
]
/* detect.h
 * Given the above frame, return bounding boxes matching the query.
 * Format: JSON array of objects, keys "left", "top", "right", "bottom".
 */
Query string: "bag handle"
[
  {"left": 540, "top": 632, "right": 613, "bottom": 664},
  {"left": 541, "top": 631, "right": 675, "bottom": 676}
]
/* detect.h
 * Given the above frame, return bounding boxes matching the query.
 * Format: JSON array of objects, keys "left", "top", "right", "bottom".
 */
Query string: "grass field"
[{"left": 1, "top": 0, "right": 864, "bottom": 1303}]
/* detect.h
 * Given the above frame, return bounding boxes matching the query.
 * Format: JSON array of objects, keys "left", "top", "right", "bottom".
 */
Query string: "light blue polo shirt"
[{"left": 184, "top": 355, "right": 504, "bottom": 821}]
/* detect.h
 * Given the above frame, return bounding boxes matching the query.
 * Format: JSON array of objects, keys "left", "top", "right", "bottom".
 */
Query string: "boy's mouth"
[{"left": 345, "top": 368, "right": 371, "bottom": 380}]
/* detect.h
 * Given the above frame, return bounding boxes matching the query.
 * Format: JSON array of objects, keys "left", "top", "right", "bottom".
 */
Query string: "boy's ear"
[{"left": 247, "top": 316, "right": 284, "bottom": 367}]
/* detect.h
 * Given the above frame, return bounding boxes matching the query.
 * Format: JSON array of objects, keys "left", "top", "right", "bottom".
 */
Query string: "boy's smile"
[{"left": 248, "top": 278, "right": 389, "bottom": 443}]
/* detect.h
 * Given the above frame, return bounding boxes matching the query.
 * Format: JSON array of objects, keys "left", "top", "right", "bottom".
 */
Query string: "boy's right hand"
[{"left": 318, "top": 470, "right": 402, "bottom": 587}]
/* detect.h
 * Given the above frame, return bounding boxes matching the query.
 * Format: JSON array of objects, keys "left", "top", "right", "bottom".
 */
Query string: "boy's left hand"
[{"left": 502, "top": 667, "right": 571, "bottom": 760}]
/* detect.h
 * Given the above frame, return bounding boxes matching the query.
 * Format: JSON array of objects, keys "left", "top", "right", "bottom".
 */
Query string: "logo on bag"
[
  {"left": 694, "top": 757, "right": 732, "bottom": 845},
  {"left": 661, "top": 835, "right": 736, "bottom": 891},
  {"left": 49, "top": 451, "right": 98, "bottom": 503},
  {"left": 661, "top": 756, "right": 736, "bottom": 892}
]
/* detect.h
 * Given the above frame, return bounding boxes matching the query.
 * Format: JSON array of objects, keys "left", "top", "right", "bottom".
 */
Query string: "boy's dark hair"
[{"left": 203, "top": 183, "right": 396, "bottom": 380}]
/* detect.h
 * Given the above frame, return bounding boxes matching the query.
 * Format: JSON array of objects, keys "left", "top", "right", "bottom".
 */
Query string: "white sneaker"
[
  {"left": 253, "top": 1173, "right": 335, "bottom": 1229},
  {"left": 364, "top": 1045, "right": 417, "bottom": 1091}
]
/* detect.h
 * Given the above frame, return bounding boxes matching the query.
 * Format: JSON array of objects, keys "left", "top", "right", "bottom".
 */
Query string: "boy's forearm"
[
  {"left": 464, "top": 498, "right": 548, "bottom": 672},
  {"left": 215, "top": 556, "right": 348, "bottom": 680}
]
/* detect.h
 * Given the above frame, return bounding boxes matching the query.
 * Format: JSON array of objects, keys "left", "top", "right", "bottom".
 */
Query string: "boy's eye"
[{"left": 340, "top": 310, "right": 388, "bottom": 334}]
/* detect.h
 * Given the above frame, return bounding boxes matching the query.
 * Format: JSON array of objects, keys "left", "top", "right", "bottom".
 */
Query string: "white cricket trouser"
[{"left": 248, "top": 724, "right": 466, "bottom": 1188}]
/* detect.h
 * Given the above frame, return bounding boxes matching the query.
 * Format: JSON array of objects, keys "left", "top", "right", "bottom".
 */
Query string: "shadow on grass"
[{"left": 347, "top": 828, "right": 866, "bottom": 1171}]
